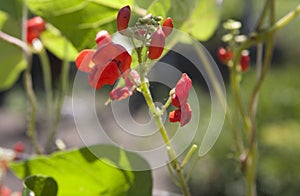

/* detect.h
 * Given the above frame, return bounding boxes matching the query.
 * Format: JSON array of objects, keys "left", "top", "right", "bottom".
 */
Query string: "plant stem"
[
  {"left": 45, "top": 40, "right": 70, "bottom": 152},
  {"left": 21, "top": 3, "right": 41, "bottom": 154},
  {"left": 38, "top": 48, "right": 53, "bottom": 135},
  {"left": 140, "top": 81, "right": 190, "bottom": 196}
]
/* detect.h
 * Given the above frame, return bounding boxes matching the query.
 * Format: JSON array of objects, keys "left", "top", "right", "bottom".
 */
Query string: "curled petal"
[
  {"left": 148, "top": 27, "right": 165, "bottom": 60},
  {"left": 110, "top": 87, "right": 132, "bottom": 101},
  {"left": 125, "top": 70, "right": 140, "bottom": 88},
  {"left": 95, "top": 30, "right": 111, "bottom": 47},
  {"left": 171, "top": 94, "right": 181, "bottom": 108},
  {"left": 92, "top": 43, "right": 131, "bottom": 73},
  {"left": 169, "top": 103, "right": 192, "bottom": 126},
  {"left": 179, "top": 103, "right": 192, "bottom": 126},
  {"left": 174, "top": 73, "right": 192, "bottom": 106},
  {"left": 88, "top": 61, "right": 121, "bottom": 90},
  {"left": 169, "top": 109, "right": 181, "bottom": 123},
  {"left": 75, "top": 49, "right": 96, "bottom": 73}
]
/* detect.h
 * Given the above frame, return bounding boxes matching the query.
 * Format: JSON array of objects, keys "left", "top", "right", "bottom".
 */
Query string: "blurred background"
[{"left": 1, "top": 0, "right": 300, "bottom": 195}]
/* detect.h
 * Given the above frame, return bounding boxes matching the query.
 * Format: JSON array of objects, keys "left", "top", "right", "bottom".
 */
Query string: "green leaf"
[
  {"left": 0, "top": 10, "right": 8, "bottom": 29},
  {"left": 23, "top": 175, "right": 58, "bottom": 196},
  {"left": 10, "top": 144, "right": 152, "bottom": 196},
  {"left": 0, "top": 1, "right": 26, "bottom": 91},
  {"left": 148, "top": 0, "right": 220, "bottom": 41},
  {"left": 25, "top": 0, "right": 133, "bottom": 50},
  {"left": 40, "top": 26, "right": 79, "bottom": 61}
]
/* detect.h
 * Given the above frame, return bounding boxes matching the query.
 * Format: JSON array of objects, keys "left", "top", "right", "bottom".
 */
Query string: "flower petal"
[
  {"left": 75, "top": 49, "right": 95, "bottom": 73},
  {"left": 110, "top": 87, "right": 132, "bottom": 101},
  {"left": 174, "top": 73, "right": 192, "bottom": 106},
  {"left": 88, "top": 61, "right": 121, "bottom": 89},
  {"left": 125, "top": 70, "right": 140, "bottom": 88},
  {"left": 169, "top": 109, "right": 181, "bottom": 123},
  {"left": 179, "top": 103, "right": 192, "bottom": 126},
  {"left": 92, "top": 42, "right": 130, "bottom": 66}
]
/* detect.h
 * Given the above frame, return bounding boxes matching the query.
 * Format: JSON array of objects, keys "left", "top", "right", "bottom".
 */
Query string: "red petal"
[
  {"left": 88, "top": 61, "right": 121, "bottom": 90},
  {"left": 125, "top": 70, "right": 140, "bottom": 88},
  {"left": 117, "top": 5, "right": 131, "bottom": 32},
  {"left": 169, "top": 109, "right": 181, "bottom": 123},
  {"left": 110, "top": 87, "right": 132, "bottom": 101},
  {"left": 171, "top": 94, "right": 181, "bottom": 108},
  {"left": 174, "top": 73, "right": 192, "bottom": 106},
  {"left": 92, "top": 43, "right": 130, "bottom": 68},
  {"left": 75, "top": 49, "right": 95, "bottom": 73},
  {"left": 148, "top": 28, "right": 165, "bottom": 60},
  {"left": 27, "top": 16, "right": 46, "bottom": 32},
  {"left": 179, "top": 103, "right": 192, "bottom": 126}
]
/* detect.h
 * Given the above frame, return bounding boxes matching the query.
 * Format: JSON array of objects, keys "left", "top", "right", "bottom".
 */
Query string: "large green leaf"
[
  {"left": 0, "top": 0, "right": 26, "bottom": 91},
  {"left": 10, "top": 144, "right": 152, "bottom": 196},
  {"left": 25, "top": 0, "right": 133, "bottom": 50},
  {"left": 148, "top": 0, "right": 220, "bottom": 41},
  {"left": 40, "top": 27, "right": 79, "bottom": 61},
  {"left": 23, "top": 175, "right": 58, "bottom": 196}
]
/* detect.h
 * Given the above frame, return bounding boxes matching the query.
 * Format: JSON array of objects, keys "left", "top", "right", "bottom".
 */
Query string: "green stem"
[
  {"left": 22, "top": 3, "right": 41, "bottom": 154},
  {"left": 45, "top": 40, "right": 70, "bottom": 152},
  {"left": 38, "top": 48, "right": 53, "bottom": 133},
  {"left": 140, "top": 82, "right": 190, "bottom": 196},
  {"left": 23, "top": 64, "right": 42, "bottom": 154}
]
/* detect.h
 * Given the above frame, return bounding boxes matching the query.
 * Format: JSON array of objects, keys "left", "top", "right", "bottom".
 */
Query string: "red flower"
[
  {"left": 162, "top": 17, "right": 174, "bottom": 37},
  {"left": 26, "top": 16, "right": 46, "bottom": 44},
  {"left": 75, "top": 33, "right": 132, "bottom": 90},
  {"left": 171, "top": 73, "right": 192, "bottom": 107},
  {"left": 217, "top": 47, "right": 233, "bottom": 64},
  {"left": 169, "top": 103, "right": 192, "bottom": 126},
  {"left": 148, "top": 27, "right": 166, "bottom": 59},
  {"left": 89, "top": 43, "right": 132, "bottom": 89},
  {"left": 240, "top": 50, "right": 250, "bottom": 72},
  {"left": 169, "top": 74, "right": 192, "bottom": 126},
  {"left": 109, "top": 70, "right": 140, "bottom": 101},
  {"left": 13, "top": 141, "right": 25, "bottom": 153},
  {"left": 117, "top": 5, "right": 131, "bottom": 34},
  {"left": 0, "top": 185, "right": 11, "bottom": 196}
]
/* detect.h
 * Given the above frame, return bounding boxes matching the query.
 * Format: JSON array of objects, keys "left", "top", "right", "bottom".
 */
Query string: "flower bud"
[
  {"left": 240, "top": 50, "right": 250, "bottom": 71},
  {"left": 26, "top": 16, "right": 46, "bottom": 44},
  {"left": 95, "top": 30, "right": 111, "bottom": 47},
  {"left": 217, "top": 47, "right": 233, "bottom": 64},
  {"left": 162, "top": 17, "right": 173, "bottom": 37},
  {"left": 148, "top": 28, "right": 165, "bottom": 59}
]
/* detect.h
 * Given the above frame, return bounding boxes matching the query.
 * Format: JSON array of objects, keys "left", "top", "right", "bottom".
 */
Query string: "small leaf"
[{"left": 23, "top": 175, "right": 58, "bottom": 196}]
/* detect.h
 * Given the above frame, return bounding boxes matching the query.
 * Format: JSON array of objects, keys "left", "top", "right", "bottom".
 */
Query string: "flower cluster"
[
  {"left": 26, "top": 16, "right": 46, "bottom": 44},
  {"left": 169, "top": 73, "right": 192, "bottom": 126},
  {"left": 75, "top": 5, "right": 192, "bottom": 126},
  {"left": 217, "top": 47, "right": 250, "bottom": 72},
  {"left": 217, "top": 19, "right": 250, "bottom": 72}
]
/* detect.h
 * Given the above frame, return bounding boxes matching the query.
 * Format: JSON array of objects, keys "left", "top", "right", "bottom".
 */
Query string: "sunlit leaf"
[
  {"left": 10, "top": 144, "right": 152, "bottom": 196},
  {"left": 0, "top": 1, "right": 26, "bottom": 91}
]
